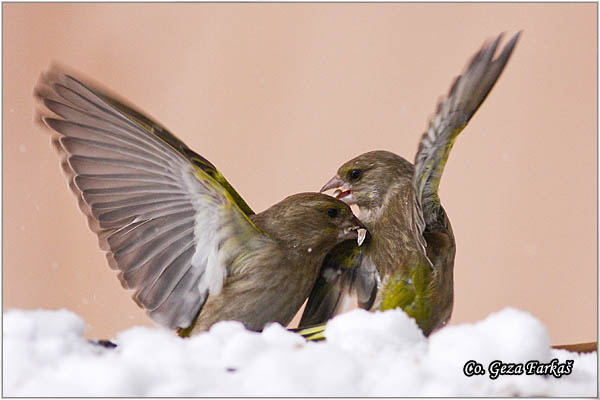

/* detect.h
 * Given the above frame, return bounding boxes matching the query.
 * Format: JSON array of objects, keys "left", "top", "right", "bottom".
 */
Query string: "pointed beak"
[
  {"left": 320, "top": 175, "right": 344, "bottom": 193},
  {"left": 340, "top": 216, "right": 368, "bottom": 246},
  {"left": 321, "top": 175, "right": 356, "bottom": 205}
]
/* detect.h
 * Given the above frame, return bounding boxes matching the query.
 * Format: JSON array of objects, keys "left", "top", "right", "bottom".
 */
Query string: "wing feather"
[
  {"left": 35, "top": 66, "right": 265, "bottom": 329},
  {"left": 413, "top": 32, "right": 520, "bottom": 235},
  {"left": 300, "top": 238, "right": 377, "bottom": 326}
]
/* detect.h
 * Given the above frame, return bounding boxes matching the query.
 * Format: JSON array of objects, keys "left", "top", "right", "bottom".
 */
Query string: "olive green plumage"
[
  {"left": 178, "top": 192, "right": 366, "bottom": 335},
  {"left": 35, "top": 67, "right": 365, "bottom": 335},
  {"left": 299, "top": 32, "right": 521, "bottom": 338}
]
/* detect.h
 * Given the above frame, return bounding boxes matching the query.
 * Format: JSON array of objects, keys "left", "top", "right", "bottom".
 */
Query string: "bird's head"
[
  {"left": 262, "top": 193, "right": 367, "bottom": 255},
  {"left": 320, "top": 150, "right": 414, "bottom": 222}
]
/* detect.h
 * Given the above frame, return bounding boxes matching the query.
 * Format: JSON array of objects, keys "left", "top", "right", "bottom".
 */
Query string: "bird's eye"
[
  {"left": 349, "top": 169, "right": 361, "bottom": 181},
  {"left": 327, "top": 208, "right": 339, "bottom": 218}
]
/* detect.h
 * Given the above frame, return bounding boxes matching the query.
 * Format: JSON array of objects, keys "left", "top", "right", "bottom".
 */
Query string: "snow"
[{"left": 3, "top": 307, "right": 597, "bottom": 397}]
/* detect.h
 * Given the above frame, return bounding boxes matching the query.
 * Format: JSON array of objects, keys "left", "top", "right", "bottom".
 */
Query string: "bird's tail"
[
  {"left": 289, "top": 324, "right": 327, "bottom": 341},
  {"left": 413, "top": 32, "right": 521, "bottom": 224}
]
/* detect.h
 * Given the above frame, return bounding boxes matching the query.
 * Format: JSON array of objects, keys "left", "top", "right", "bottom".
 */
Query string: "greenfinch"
[
  {"left": 35, "top": 68, "right": 366, "bottom": 335},
  {"left": 299, "top": 32, "right": 521, "bottom": 338}
]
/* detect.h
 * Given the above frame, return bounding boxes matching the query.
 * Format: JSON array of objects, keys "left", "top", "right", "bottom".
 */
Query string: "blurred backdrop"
[{"left": 3, "top": 3, "right": 597, "bottom": 344}]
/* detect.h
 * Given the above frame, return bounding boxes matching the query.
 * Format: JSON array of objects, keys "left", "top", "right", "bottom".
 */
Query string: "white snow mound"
[{"left": 3, "top": 307, "right": 597, "bottom": 396}]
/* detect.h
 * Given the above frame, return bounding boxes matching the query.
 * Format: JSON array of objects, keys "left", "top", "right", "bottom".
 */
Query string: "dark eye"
[
  {"left": 327, "top": 208, "right": 339, "bottom": 218},
  {"left": 349, "top": 169, "right": 361, "bottom": 181}
]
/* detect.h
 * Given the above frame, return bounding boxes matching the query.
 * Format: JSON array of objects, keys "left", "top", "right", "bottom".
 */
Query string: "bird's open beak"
[
  {"left": 320, "top": 175, "right": 343, "bottom": 192},
  {"left": 321, "top": 175, "right": 356, "bottom": 205},
  {"left": 340, "top": 217, "right": 368, "bottom": 246}
]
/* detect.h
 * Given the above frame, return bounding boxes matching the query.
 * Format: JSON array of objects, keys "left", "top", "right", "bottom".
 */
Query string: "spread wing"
[
  {"left": 413, "top": 32, "right": 520, "bottom": 235},
  {"left": 299, "top": 237, "right": 377, "bottom": 327},
  {"left": 35, "top": 67, "right": 264, "bottom": 330}
]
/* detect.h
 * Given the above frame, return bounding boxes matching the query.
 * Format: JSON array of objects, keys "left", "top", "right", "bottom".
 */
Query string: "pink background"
[{"left": 3, "top": 3, "right": 597, "bottom": 344}]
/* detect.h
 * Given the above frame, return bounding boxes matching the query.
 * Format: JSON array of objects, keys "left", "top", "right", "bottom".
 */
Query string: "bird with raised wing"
[
  {"left": 35, "top": 68, "right": 366, "bottom": 336},
  {"left": 298, "top": 32, "right": 521, "bottom": 339}
]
